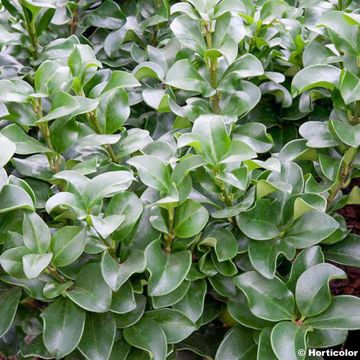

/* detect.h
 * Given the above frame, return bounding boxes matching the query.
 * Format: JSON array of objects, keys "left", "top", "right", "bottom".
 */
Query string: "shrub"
[{"left": 0, "top": 0, "right": 360, "bottom": 359}]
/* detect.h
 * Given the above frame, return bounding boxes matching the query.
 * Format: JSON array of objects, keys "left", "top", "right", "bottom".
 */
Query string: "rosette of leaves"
[{"left": 1, "top": 0, "right": 360, "bottom": 359}]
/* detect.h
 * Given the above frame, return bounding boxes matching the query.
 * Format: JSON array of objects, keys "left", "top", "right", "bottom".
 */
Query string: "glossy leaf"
[
  {"left": 78, "top": 312, "right": 116, "bottom": 360},
  {"left": 145, "top": 240, "right": 191, "bottom": 296},
  {"left": 124, "top": 317, "right": 167, "bottom": 360},
  {"left": 0, "top": 288, "right": 22, "bottom": 337},
  {"left": 234, "top": 271, "right": 295, "bottom": 321},
  {"left": 41, "top": 298, "right": 85, "bottom": 358}
]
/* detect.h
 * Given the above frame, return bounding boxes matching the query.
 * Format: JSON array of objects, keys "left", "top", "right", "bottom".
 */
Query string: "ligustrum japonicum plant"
[{"left": 0, "top": 0, "right": 360, "bottom": 359}]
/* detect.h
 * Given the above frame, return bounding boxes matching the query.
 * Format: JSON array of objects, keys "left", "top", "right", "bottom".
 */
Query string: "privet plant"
[{"left": 0, "top": 0, "right": 360, "bottom": 359}]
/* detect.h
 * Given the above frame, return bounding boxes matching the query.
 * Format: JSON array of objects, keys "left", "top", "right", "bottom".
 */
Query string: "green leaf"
[
  {"left": 101, "top": 250, "right": 146, "bottom": 291},
  {"left": 174, "top": 199, "right": 209, "bottom": 238},
  {"left": 124, "top": 317, "right": 167, "bottom": 360},
  {"left": 307, "top": 329, "right": 348, "bottom": 349},
  {"left": 106, "top": 192, "right": 143, "bottom": 242},
  {"left": 165, "top": 59, "right": 214, "bottom": 97},
  {"left": 304, "top": 296, "right": 360, "bottom": 329},
  {"left": 51, "top": 226, "right": 87, "bottom": 267},
  {"left": 37, "top": 91, "right": 80, "bottom": 123},
  {"left": 0, "top": 287, "right": 22, "bottom": 337},
  {"left": 295, "top": 263, "right": 346, "bottom": 317},
  {"left": 114, "top": 294, "right": 146, "bottom": 329},
  {"left": 220, "top": 140, "right": 256, "bottom": 164},
  {"left": 198, "top": 228, "right": 237, "bottom": 261},
  {"left": 323, "top": 234, "right": 360, "bottom": 267},
  {"left": 34, "top": 60, "right": 71, "bottom": 95},
  {"left": 108, "top": 339, "right": 131, "bottom": 360},
  {"left": 287, "top": 246, "right": 324, "bottom": 292},
  {"left": 41, "top": 298, "right": 85, "bottom": 358},
  {"left": 329, "top": 120, "right": 360, "bottom": 148},
  {"left": 221, "top": 53, "right": 264, "bottom": 80},
  {"left": 67, "top": 263, "right": 112, "bottom": 313},
  {"left": 291, "top": 65, "right": 341, "bottom": 96},
  {"left": 96, "top": 88, "right": 130, "bottom": 133},
  {"left": 236, "top": 199, "right": 279, "bottom": 240},
  {"left": 0, "top": 247, "right": 30, "bottom": 278},
  {"left": 128, "top": 155, "right": 171, "bottom": 193},
  {"left": 0, "top": 79, "right": 33, "bottom": 103},
  {"left": 145, "top": 308, "right": 196, "bottom": 343},
  {"left": 192, "top": 114, "right": 231, "bottom": 165},
  {"left": 173, "top": 279, "right": 207, "bottom": 323},
  {"left": 91, "top": 214, "right": 125, "bottom": 239},
  {"left": 111, "top": 281, "right": 136, "bottom": 314},
  {"left": 0, "top": 185, "right": 33, "bottom": 214},
  {"left": 23, "top": 253, "right": 53, "bottom": 279},
  {"left": 102, "top": 71, "right": 141, "bottom": 93},
  {"left": 339, "top": 70, "right": 360, "bottom": 105},
  {"left": 133, "top": 62, "right": 165, "bottom": 81},
  {"left": 215, "top": 326, "right": 257, "bottom": 360},
  {"left": 84, "top": 171, "right": 134, "bottom": 206},
  {"left": 145, "top": 240, "right": 192, "bottom": 296},
  {"left": 283, "top": 211, "right": 339, "bottom": 248},
  {"left": 43, "top": 281, "right": 72, "bottom": 299},
  {"left": 23, "top": 212, "right": 51, "bottom": 253},
  {"left": 234, "top": 271, "right": 295, "bottom": 321},
  {"left": 152, "top": 281, "right": 190, "bottom": 309},
  {"left": 270, "top": 321, "right": 309, "bottom": 360},
  {"left": 0, "top": 134, "right": 16, "bottom": 167},
  {"left": 248, "top": 238, "right": 295, "bottom": 279},
  {"left": 233, "top": 122, "right": 273, "bottom": 153},
  {"left": 227, "top": 293, "right": 272, "bottom": 330},
  {"left": 1, "top": 124, "right": 50, "bottom": 154},
  {"left": 299, "top": 121, "right": 340, "bottom": 148},
  {"left": 68, "top": 44, "right": 101, "bottom": 79},
  {"left": 78, "top": 312, "right": 116, "bottom": 360},
  {"left": 318, "top": 11, "right": 359, "bottom": 55},
  {"left": 257, "top": 328, "right": 278, "bottom": 360},
  {"left": 83, "top": 0, "right": 125, "bottom": 29},
  {"left": 20, "top": 336, "right": 52, "bottom": 359},
  {"left": 170, "top": 15, "right": 207, "bottom": 54},
  {"left": 50, "top": 118, "right": 79, "bottom": 153}
]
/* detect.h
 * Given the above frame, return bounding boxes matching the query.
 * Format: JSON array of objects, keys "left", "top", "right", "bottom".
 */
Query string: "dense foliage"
[{"left": 0, "top": 0, "right": 360, "bottom": 359}]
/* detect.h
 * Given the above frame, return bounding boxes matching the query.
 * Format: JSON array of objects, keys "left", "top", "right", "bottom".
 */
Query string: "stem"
[
  {"left": 33, "top": 98, "right": 61, "bottom": 172},
  {"left": 204, "top": 22, "right": 221, "bottom": 113},
  {"left": 213, "top": 168, "right": 233, "bottom": 207},
  {"left": 78, "top": 89, "right": 118, "bottom": 163},
  {"left": 20, "top": 1, "right": 39, "bottom": 60},
  {"left": 165, "top": 207, "right": 175, "bottom": 253},
  {"left": 86, "top": 215, "right": 117, "bottom": 258},
  {"left": 215, "top": 178, "right": 233, "bottom": 207},
  {"left": 352, "top": 100, "right": 360, "bottom": 124},
  {"left": 327, "top": 148, "right": 356, "bottom": 207},
  {"left": 46, "top": 266, "right": 66, "bottom": 283},
  {"left": 69, "top": 6, "right": 79, "bottom": 35}
]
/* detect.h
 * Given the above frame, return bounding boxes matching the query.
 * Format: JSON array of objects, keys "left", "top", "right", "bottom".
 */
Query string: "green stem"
[
  {"left": 352, "top": 100, "right": 360, "bottom": 124},
  {"left": 46, "top": 266, "right": 66, "bottom": 283},
  {"left": 165, "top": 207, "right": 175, "bottom": 253},
  {"left": 327, "top": 148, "right": 356, "bottom": 207},
  {"left": 33, "top": 98, "right": 61, "bottom": 172},
  {"left": 86, "top": 215, "right": 117, "bottom": 258},
  {"left": 78, "top": 89, "right": 118, "bottom": 163},
  {"left": 213, "top": 168, "right": 233, "bottom": 207},
  {"left": 216, "top": 178, "right": 233, "bottom": 207},
  {"left": 204, "top": 22, "right": 221, "bottom": 113},
  {"left": 20, "top": 1, "right": 39, "bottom": 60}
]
